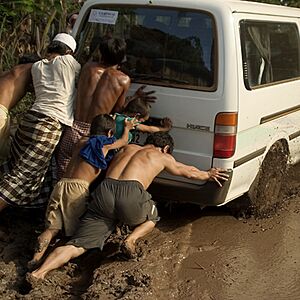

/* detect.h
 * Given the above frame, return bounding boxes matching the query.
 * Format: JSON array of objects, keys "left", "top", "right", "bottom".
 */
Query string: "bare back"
[
  {"left": 106, "top": 144, "right": 171, "bottom": 189},
  {"left": 74, "top": 61, "right": 106, "bottom": 122},
  {"left": 0, "top": 63, "right": 33, "bottom": 110},
  {"left": 87, "top": 67, "right": 130, "bottom": 123}
]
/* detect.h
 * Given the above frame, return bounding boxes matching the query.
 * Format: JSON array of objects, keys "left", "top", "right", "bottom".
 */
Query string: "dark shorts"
[{"left": 67, "top": 178, "right": 159, "bottom": 250}]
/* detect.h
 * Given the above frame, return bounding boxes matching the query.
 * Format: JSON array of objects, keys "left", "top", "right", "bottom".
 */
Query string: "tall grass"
[{"left": 0, "top": 0, "right": 81, "bottom": 72}]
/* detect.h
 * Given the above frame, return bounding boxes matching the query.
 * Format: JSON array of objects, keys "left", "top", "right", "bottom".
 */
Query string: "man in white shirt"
[{"left": 0, "top": 33, "right": 81, "bottom": 211}]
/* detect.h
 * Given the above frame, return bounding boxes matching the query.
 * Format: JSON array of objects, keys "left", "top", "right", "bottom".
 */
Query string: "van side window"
[
  {"left": 75, "top": 7, "right": 217, "bottom": 91},
  {"left": 240, "top": 20, "right": 300, "bottom": 89}
]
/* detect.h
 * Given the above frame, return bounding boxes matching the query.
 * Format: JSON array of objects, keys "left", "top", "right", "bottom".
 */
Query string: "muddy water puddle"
[
  {"left": 0, "top": 165, "right": 300, "bottom": 299},
  {"left": 178, "top": 201, "right": 300, "bottom": 300}
]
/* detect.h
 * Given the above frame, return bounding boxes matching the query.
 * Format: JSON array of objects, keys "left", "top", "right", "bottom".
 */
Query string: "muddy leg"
[
  {"left": 30, "top": 245, "right": 86, "bottom": 280},
  {"left": 28, "top": 229, "right": 59, "bottom": 269},
  {"left": 122, "top": 220, "right": 155, "bottom": 259}
]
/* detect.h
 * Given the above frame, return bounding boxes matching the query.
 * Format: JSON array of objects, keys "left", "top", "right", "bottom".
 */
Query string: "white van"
[{"left": 73, "top": 0, "right": 300, "bottom": 212}]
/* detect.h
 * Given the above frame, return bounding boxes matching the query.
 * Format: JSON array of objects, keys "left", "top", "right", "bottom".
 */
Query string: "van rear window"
[
  {"left": 76, "top": 6, "right": 217, "bottom": 91},
  {"left": 240, "top": 20, "right": 300, "bottom": 89}
]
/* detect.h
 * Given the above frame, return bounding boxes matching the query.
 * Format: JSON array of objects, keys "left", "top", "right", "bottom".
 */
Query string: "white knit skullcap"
[{"left": 53, "top": 33, "right": 76, "bottom": 52}]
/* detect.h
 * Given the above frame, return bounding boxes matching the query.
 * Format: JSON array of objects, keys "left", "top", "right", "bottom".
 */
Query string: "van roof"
[
  {"left": 81, "top": 0, "right": 300, "bottom": 18},
  {"left": 225, "top": 0, "right": 300, "bottom": 17}
]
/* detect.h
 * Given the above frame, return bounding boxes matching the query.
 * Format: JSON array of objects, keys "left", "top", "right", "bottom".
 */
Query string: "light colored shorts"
[
  {"left": 45, "top": 178, "right": 90, "bottom": 236},
  {"left": 0, "top": 104, "right": 10, "bottom": 162}
]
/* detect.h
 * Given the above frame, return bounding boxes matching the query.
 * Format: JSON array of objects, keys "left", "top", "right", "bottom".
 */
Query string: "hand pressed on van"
[
  {"left": 125, "top": 85, "right": 157, "bottom": 106},
  {"left": 207, "top": 168, "right": 229, "bottom": 187}
]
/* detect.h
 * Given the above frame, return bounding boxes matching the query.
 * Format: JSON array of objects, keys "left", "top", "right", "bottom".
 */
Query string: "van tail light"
[{"left": 213, "top": 112, "right": 238, "bottom": 158}]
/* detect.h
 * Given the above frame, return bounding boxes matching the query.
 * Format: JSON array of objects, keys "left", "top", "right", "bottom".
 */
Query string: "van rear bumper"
[{"left": 148, "top": 172, "right": 232, "bottom": 206}]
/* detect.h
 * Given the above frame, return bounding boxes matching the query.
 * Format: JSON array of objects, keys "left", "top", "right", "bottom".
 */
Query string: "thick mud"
[{"left": 0, "top": 164, "right": 300, "bottom": 299}]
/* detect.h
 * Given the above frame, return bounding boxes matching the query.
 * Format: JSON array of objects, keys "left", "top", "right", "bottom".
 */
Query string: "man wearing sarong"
[
  {"left": 28, "top": 132, "right": 229, "bottom": 280},
  {"left": 55, "top": 37, "right": 156, "bottom": 180},
  {"left": 0, "top": 33, "right": 81, "bottom": 211},
  {"left": 0, "top": 55, "right": 40, "bottom": 163}
]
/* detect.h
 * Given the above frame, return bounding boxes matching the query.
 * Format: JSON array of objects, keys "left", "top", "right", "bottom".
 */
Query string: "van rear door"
[{"left": 75, "top": 4, "right": 222, "bottom": 185}]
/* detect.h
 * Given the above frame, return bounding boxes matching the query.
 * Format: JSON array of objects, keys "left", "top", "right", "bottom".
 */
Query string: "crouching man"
[{"left": 28, "top": 132, "right": 229, "bottom": 281}]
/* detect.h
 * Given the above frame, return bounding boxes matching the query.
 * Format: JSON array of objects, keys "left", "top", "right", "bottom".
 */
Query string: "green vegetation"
[
  {"left": 0, "top": 1, "right": 82, "bottom": 117},
  {"left": 0, "top": 0, "right": 298, "bottom": 119},
  {"left": 0, "top": 0, "right": 82, "bottom": 72},
  {"left": 0, "top": 0, "right": 299, "bottom": 72}
]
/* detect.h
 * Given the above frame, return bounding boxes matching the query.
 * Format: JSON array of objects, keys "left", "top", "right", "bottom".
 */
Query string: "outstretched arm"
[
  {"left": 164, "top": 156, "right": 229, "bottom": 187},
  {"left": 137, "top": 117, "right": 172, "bottom": 133}
]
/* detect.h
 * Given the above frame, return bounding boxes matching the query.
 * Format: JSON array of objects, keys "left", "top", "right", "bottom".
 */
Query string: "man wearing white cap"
[{"left": 0, "top": 33, "right": 81, "bottom": 212}]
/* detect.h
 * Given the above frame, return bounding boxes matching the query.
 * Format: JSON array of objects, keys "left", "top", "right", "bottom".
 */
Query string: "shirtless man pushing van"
[
  {"left": 56, "top": 37, "right": 129, "bottom": 179},
  {"left": 29, "top": 132, "right": 228, "bottom": 281},
  {"left": 56, "top": 37, "right": 155, "bottom": 179}
]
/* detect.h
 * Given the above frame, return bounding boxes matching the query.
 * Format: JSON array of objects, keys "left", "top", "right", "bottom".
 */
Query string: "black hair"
[
  {"left": 99, "top": 38, "right": 126, "bottom": 65},
  {"left": 145, "top": 132, "right": 174, "bottom": 154},
  {"left": 18, "top": 54, "right": 41, "bottom": 64},
  {"left": 47, "top": 41, "right": 72, "bottom": 55},
  {"left": 90, "top": 114, "right": 116, "bottom": 136},
  {"left": 124, "top": 98, "right": 151, "bottom": 119}
]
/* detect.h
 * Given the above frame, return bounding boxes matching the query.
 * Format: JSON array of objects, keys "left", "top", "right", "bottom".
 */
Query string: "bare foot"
[
  {"left": 121, "top": 240, "right": 137, "bottom": 259},
  {"left": 26, "top": 272, "right": 44, "bottom": 288}
]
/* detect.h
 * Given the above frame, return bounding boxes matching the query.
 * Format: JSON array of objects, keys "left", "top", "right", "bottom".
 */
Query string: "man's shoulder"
[
  {"left": 14, "top": 63, "right": 33, "bottom": 71},
  {"left": 11, "top": 63, "right": 32, "bottom": 78},
  {"left": 61, "top": 55, "right": 81, "bottom": 69},
  {"left": 126, "top": 143, "right": 142, "bottom": 149},
  {"left": 82, "top": 61, "right": 104, "bottom": 73},
  {"left": 122, "top": 143, "right": 142, "bottom": 153},
  {"left": 105, "top": 67, "right": 128, "bottom": 78}
]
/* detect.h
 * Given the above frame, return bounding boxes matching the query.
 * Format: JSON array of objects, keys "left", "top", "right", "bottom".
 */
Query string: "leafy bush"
[{"left": 0, "top": 0, "right": 82, "bottom": 72}]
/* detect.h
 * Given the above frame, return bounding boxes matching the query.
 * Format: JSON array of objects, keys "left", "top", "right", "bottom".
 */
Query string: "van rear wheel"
[{"left": 247, "top": 141, "right": 288, "bottom": 218}]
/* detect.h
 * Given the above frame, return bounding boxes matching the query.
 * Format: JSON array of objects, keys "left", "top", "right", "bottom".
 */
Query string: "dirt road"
[{"left": 0, "top": 165, "right": 299, "bottom": 299}]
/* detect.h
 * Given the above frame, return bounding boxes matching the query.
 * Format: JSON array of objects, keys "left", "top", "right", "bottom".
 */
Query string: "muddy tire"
[{"left": 247, "top": 141, "right": 289, "bottom": 218}]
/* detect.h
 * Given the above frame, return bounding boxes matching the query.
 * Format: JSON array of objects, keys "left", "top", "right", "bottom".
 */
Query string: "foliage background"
[
  {"left": 0, "top": 0, "right": 298, "bottom": 118},
  {"left": 0, "top": 0, "right": 83, "bottom": 118},
  {"left": 0, "top": 0, "right": 299, "bottom": 72},
  {"left": 0, "top": 0, "right": 83, "bottom": 72}
]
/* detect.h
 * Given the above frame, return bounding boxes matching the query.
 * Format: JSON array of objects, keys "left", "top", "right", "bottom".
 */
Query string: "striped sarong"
[
  {"left": 55, "top": 119, "right": 90, "bottom": 180},
  {"left": 0, "top": 110, "right": 62, "bottom": 207}
]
